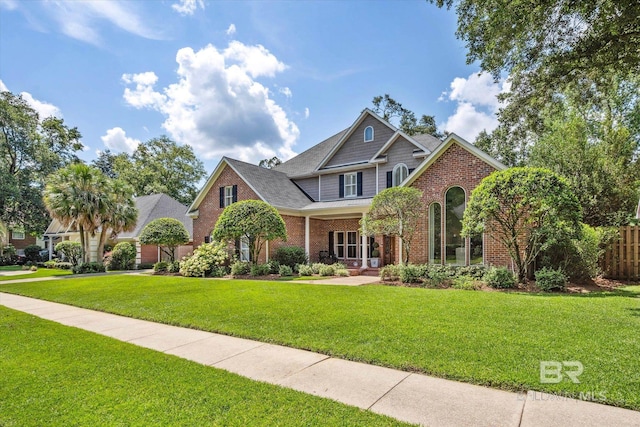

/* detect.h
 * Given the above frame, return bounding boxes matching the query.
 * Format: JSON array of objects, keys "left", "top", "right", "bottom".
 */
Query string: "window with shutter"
[{"left": 344, "top": 173, "right": 357, "bottom": 198}]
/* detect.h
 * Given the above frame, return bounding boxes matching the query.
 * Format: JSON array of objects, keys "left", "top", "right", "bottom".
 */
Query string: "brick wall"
[{"left": 9, "top": 235, "right": 37, "bottom": 251}]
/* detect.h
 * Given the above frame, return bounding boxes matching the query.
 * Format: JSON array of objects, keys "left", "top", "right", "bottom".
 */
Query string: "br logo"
[{"left": 540, "top": 361, "right": 583, "bottom": 384}]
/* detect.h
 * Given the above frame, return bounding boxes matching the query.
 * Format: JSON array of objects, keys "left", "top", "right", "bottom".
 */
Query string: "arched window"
[
  {"left": 364, "top": 126, "right": 374, "bottom": 142},
  {"left": 445, "top": 186, "right": 466, "bottom": 265},
  {"left": 429, "top": 202, "right": 442, "bottom": 264},
  {"left": 393, "top": 163, "right": 408, "bottom": 186}
]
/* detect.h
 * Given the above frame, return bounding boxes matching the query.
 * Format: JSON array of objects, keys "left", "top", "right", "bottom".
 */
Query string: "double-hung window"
[
  {"left": 347, "top": 231, "right": 358, "bottom": 258},
  {"left": 344, "top": 173, "right": 357, "bottom": 198},
  {"left": 335, "top": 232, "right": 345, "bottom": 258},
  {"left": 240, "top": 237, "right": 250, "bottom": 262},
  {"left": 224, "top": 186, "right": 234, "bottom": 207}
]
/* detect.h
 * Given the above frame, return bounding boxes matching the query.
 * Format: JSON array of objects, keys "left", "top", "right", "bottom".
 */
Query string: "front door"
[{"left": 383, "top": 235, "right": 395, "bottom": 266}]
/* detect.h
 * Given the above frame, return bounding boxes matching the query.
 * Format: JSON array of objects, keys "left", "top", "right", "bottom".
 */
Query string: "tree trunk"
[{"left": 79, "top": 224, "right": 86, "bottom": 264}]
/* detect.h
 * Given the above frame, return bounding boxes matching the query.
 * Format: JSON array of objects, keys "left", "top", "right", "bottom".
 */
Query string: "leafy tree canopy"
[
  {"left": 462, "top": 167, "right": 582, "bottom": 282},
  {"left": 258, "top": 156, "right": 282, "bottom": 169},
  {"left": 361, "top": 187, "right": 423, "bottom": 264},
  {"left": 1, "top": 90, "right": 83, "bottom": 234},
  {"left": 212, "top": 200, "right": 287, "bottom": 264},
  {"left": 139, "top": 217, "right": 190, "bottom": 262},
  {"left": 372, "top": 94, "right": 443, "bottom": 138}
]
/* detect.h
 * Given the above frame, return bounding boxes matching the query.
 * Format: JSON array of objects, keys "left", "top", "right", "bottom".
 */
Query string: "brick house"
[{"left": 188, "top": 109, "right": 511, "bottom": 269}]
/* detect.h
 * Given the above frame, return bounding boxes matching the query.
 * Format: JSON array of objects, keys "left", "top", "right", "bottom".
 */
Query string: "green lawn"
[
  {"left": 0, "top": 268, "right": 72, "bottom": 281},
  {"left": 0, "top": 266, "right": 22, "bottom": 271},
  {"left": 2, "top": 275, "right": 640, "bottom": 411},
  {"left": 0, "top": 306, "right": 407, "bottom": 426}
]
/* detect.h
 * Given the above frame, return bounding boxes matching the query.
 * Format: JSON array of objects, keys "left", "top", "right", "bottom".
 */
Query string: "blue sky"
[{"left": 0, "top": 0, "right": 507, "bottom": 173}]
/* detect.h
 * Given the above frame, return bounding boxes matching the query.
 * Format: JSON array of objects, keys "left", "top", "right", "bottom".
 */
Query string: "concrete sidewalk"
[{"left": 1, "top": 292, "right": 638, "bottom": 427}]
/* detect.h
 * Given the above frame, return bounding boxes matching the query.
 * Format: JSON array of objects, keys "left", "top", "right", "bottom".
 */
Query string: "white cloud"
[
  {"left": 0, "top": 0, "right": 18, "bottom": 11},
  {"left": 121, "top": 41, "right": 299, "bottom": 163},
  {"left": 172, "top": 0, "right": 204, "bottom": 16},
  {"left": 279, "top": 87, "right": 292, "bottom": 98},
  {"left": 41, "top": 1, "right": 162, "bottom": 46},
  {"left": 0, "top": 79, "right": 62, "bottom": 118},
  {"left": 100, "top": 127, "right": 140, "bottom": 154},
  {"left": 304, "top": 107, "right": 310, "bottom": 119},
  {"left": 226, "top": 23, "right": 236, "bottom": 36},
  {"left": 441, "top": 71, "right": 509, "bottom": 141}
]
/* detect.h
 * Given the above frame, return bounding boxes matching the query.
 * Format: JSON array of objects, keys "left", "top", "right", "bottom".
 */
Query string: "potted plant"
[{"left": 370, "top": 242, "right": 380, "bottom": 268}]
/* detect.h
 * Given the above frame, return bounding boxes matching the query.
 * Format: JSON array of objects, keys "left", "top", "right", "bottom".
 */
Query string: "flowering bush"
[{"left": 180, "top": 241, "right": 228, "bottom": 277}]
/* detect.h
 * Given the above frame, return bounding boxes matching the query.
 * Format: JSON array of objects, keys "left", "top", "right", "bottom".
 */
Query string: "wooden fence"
[{"left": 602, "top": 226, "right": 640, "bottom": 280}]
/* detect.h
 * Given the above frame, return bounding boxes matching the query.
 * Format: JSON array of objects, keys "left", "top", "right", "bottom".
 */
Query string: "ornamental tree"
[
  {"left": 139, "top": 217, "right": 190, "bottom": 262},
  {"left": 212, "top": 200, "right": 287, "bottom": 264},
  {"left": 462, "top": 167, "right": 582, "bottom": 282},
  {"left": 360, "top": 187, "right": 423, "bottom": 264}
]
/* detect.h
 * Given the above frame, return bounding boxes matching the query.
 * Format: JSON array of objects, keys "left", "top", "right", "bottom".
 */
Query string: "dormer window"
[{"left": 364, "top": 126, "right": 374, "bottom": 142}]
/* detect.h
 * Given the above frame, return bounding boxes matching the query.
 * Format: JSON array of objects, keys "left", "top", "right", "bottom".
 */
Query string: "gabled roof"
[
  {"left": 119, "top": 194, "right": 192, "bottom": 239},
  {"left": 272, "top": 128, "right": 348, "bottom": 178},
  {"left": 368, "top": 130, "right": 435, "bottom": 163},
  {"left": 315, "top": 108, "right": 398, "bottom": 171},
  {"left": 410, "top": 133, "right": 443, "bottom": 152},
  {"left": 188, "top": 157, "right": 313, "bottom": 215},
  {"left": 403, "top": 133, "right": 507, "bottom": 187}
]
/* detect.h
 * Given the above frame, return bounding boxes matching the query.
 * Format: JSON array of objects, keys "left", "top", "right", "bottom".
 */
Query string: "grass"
[
  {"left": 0, "top": 268, "right": 72, "bottom": 281},
  {"left": 2, "top": 275, "right": 640, "bottom": 410},
  {"left": 0, "top": 306, "right": 407, "bottom": 426},
  {"left": 0, "top": 266, "right": 22, "bottom": 271}
]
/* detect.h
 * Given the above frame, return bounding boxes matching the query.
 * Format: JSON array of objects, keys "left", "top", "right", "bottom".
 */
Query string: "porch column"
[
  {"left": 265, "top": 240, "right": 269, "bottom": 262},
  {"left": 135, "top": 240, "right": 142, "bottom": 266},
  {"left": 304, "top": 216, "right": 310, "bottom": 258},
  {"left": 361, "top": 213, "right": 368, "bottom": 268}
]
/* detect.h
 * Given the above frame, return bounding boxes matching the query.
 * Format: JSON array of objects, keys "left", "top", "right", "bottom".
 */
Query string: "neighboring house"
[
  {"left": 7, "top": 229, "right": 45, "bottom": 256},
  {"left": 44, "top": 194, "right": 193, "bottom": 265},
  {"left": 188, "top": 108, "right": 512, "bottom": 269}
]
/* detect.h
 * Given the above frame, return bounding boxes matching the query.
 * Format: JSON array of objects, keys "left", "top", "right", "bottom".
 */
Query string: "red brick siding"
[
  {"left": 9, "top": 235, "right": 37, "bottom": 251},
  {"left": 140, "top": 244, "right": 159, "bottom": 264}
]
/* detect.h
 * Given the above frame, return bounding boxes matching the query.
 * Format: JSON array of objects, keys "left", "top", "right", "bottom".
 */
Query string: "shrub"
[
  {"left": 484, "top": 267, "right": 516, "bottom": 289},
  {"left": 454, "top": 265, "right": 487, "bottom": 279},
  {"left": 0, "top": 244, "right": 17, "bottom": 266},
  {"left": 335, "top": 268, "right": 349, "bottom": 277},
  {"left": 425, "top": 265, "right": 450, "bottom": 287},
  {"left": 180, "top": 240, "right": 229, "bottom": 277},
  {"left": 311, "top": 263, "right": 325, "bottom": 274},
  {"left": 107, "top": 242, "right": 136, "bottom": 270},
  {"left": 267, "top": 259, "right": 280, "bottom": 274},
  {"left": 400, "top": 264, "right": 424, "bottom": 284},
  {"left": 273, "top": 246, "right": 308, "bottom": 270},
  {"left": 54, "top": 241, "right": 82, "bottom": 266},
  {"left": 297, "top": 264, "right": 314, "bottom": 276},
  {"left": 231, "top": 261, "right": 251, "bottom": 276},
  {"left": 24, "top": 244, "right": 42, "bottom": 262},
  {"left": 278, "top": 264, "right": 293, "bottom": 276},
  {"left": 72, "top": 262, "right": 106, "bottom": 274},
  {"left": 539, "top": 223, "right": 605, "bottom": 280},
  {"left": 452, "top": 276, "right": 480, "bottom": 290},
  {"left": 332, "top": 262, "right": 347, "bottom": 270},
  {"left": 250, "top": 263, "right": 270, "bottom": 276},
  {"left": 54, "top": 261, "right": 72, "bottom": 270},
  {"left": 29, "top": 265, "right": 38, "bottom": 272},
  {"left": 535, "top": 267, "right": 567, "bottom": 292},
  {"left": 153, "top": 261, "right": 169, "bottom": 272},
  {"left": 318, "top": 265, "right": 335, "bottom": 276},
  {"left": 380, "top": 264, "right": 401, "bottom": 281},
  {"left": 167, "top": 260, "right": 180, "bottom": 273},
  {"left": 43, "top": 260, "right": 57, "bottom": 269}
]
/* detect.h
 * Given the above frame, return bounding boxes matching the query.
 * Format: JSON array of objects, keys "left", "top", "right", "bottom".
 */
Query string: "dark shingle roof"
[
  {"left": 119, "top": 194, "right": 193, "bottom": 239},
  {"left": 225, "top": 158, "right": 313, "bottom": 209},
  {"left": 272, "top": 128, "right": 348, "bottom": 177},
  {"left": 410, "top": 133, "right": 443, "bottom": 152}
]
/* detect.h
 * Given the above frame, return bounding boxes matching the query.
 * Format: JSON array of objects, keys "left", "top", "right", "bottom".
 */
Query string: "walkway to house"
[{"left": 1, "top": 291, "right": 638, "bottom": 426}]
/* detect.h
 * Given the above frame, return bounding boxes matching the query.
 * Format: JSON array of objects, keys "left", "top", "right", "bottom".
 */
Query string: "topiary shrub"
[
  {"left": 154, "top": 261, "right": 169, "bottom": 272},
  {"left": 179, "top": 240, "right": 229, "bottom": 277},
  {"left": 484, "top": 267, "right": 516, "bottom": 289},
  {"left": 535, "top": 267, "right": 567, "bottom": 292},
  {"left": 72, "top": 262, "right": 106, "bottom": 274},
  {"left": 55, "top": 241, "right": 82, "bottom": 266},
  {"left": 24, "top": 244, "right": 42, "bottom": 262},
  {"left": 297, "top": 264, "right": 314, "bottom": 276},
  {"left": 107, "top": 242, "right": 136, "bottom": 270},
  {"left": 278, "top": 264, "right": 293, "bottom": 276},
  {"left": 318, "top": 265, "right": 335, "bottom": 276},
  {"left": 250, "top": 263, "right": 270, "bottom": 276},
  {"left": 273, "top": 246, "right": 308, "bottom": 270},
  {"left": 231, "top": 261, "right": 251, "bottom": 276}
]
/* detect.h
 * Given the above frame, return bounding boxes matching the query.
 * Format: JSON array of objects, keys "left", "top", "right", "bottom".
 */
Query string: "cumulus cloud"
[
  {"left": 226, "top": 23, "right": 236, "bottom": 36},
  {"left": 121, "top": 41, "right": 299, "bottom": 163},
  {"left": 0, "top": 79, "right": 62, "bottom": 118},
  {"left": 278, "top": 86, "right": 292, "bottom": 98},
  {"left": 172, "top": 0, "right": 204, "bottom": 16},
  {"left": 100, "top": 127, "right": 141, "bottom": 154},
  {"left": 440, "top": 71, "right": 509, "bottom": 141}
]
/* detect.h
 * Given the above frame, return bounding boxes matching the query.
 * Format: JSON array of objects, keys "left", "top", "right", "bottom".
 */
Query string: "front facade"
[{"left": 188, "top": 109, "right": 511, "bottom": 269}]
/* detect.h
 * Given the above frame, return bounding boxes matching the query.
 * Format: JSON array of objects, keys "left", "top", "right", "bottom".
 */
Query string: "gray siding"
[
  {"left": 319, "top": 167, "right": 376, "bottom": 201},
  {"left": 378, "top": 137, "right": 423, "bottom": 192},
  {"left": 324, "top": 116, "right": 395, "bottom": 167},
  {"left": 293, "top": 177, "right": 319, "bottom": 201}
]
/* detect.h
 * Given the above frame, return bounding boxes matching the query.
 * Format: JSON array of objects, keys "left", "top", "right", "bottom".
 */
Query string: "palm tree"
[
  {"left": 96, "top": 179, "right": 138, "bottom": 261},
  {"left": 44, "top": 163, "right": 107, "bottom": 264}
]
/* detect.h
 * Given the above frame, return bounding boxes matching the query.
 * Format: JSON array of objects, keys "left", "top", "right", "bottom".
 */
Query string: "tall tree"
[
  {"left": 258, "top": 156, "right": 282, "bottom": 169},
  {"left": 0, "top": 91, "right": 83, "bottom": 234},
  {"left": 139, "top": 218, "right": 190, "bottom": 262},
  {"left": 95, "top": 179, "right": 138, "bottom": 260},
  {"left": 372, "top": 94, "right": 443, "bottom": 138},
  {"left": 361, "top": 187, "right": 423, "bottom": 264}
]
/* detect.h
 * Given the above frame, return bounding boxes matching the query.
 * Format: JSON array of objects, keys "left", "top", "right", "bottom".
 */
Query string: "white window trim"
[
  {"left": 346, "top": 231, "right": 358, "bottom": 259},
  {"left": 364, "top": 126, "right": 374, "bottom": 142},
  {"left": 224, "top": 186, "right": 234, "bottom": 207},
  {"left": 344, "top": 172, "right": 357, "bottom": 198},
  {"left": 240, "top": 236, "right": 250, "bottom": 262},
  {"left": 335, "top": 231, "right": 345, "bottom": 259},
  {"left": 393, "top": 163, "right": 409, "bottom": 186},
  {"left": 334, "top": 231, "right": 359, "bottom": 259},
  {"left": 11, "top": 230, "right": 25, "bottom": 240}
]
